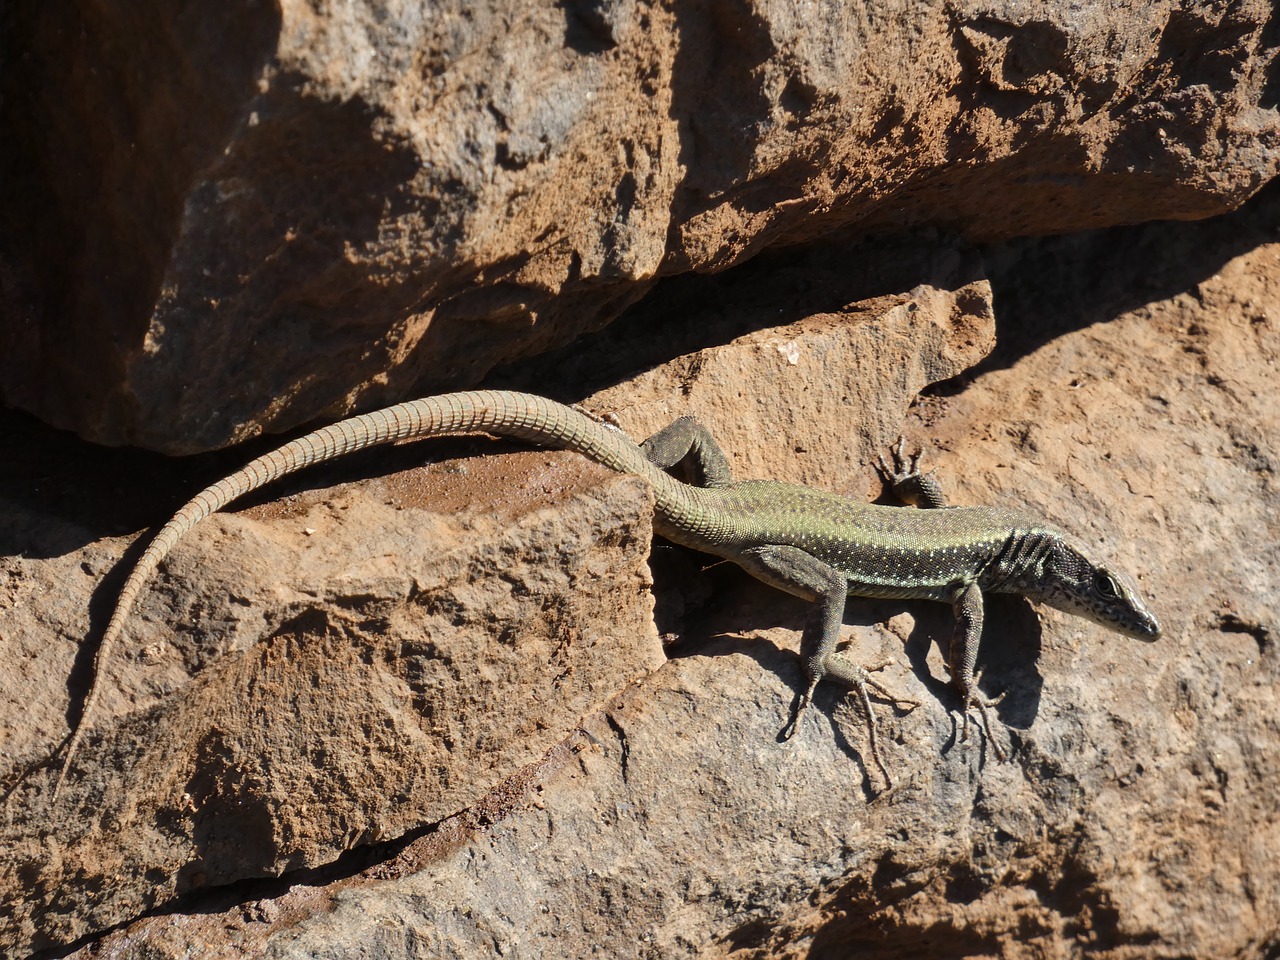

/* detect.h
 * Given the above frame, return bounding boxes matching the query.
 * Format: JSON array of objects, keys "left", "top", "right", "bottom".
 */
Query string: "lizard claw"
[
  {"left": 876, "top": 437, "right": 926, "bottom": 488},
  {"left": 781, "top": 682, "right": 817, "bottom": 741},
  {"left": 898, "top": 436, "right": 923, "bottom": 476},
  {"left": 858, "top": 658, "right": 922, "bottom": 711}
]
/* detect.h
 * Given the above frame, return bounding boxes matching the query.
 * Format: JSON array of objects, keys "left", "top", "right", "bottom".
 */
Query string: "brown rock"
[
  {"left": 586, "top": 270, "right": 995, "bottom": 490},
  {"left": 25, "top": 177, "right": 1280, "bottom": 960},
  {"left": 0, "top": 269, "right": 993, "bottom": 954},
  {"left": 2, "top": 1, "right": 1277, "bottom": 452},
  {"left": 0, "top": 455, "right": 663, "bottom": 951}
]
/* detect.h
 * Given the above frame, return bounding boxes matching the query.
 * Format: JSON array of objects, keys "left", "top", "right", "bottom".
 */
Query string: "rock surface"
[
  {"left": 2, "top": 183, "right": 1279, "bottom": 957},
  {"left": 0, "top": 273, "right": 995, "bottom": 954},
  {"left": 1, "top": 454, "right": 663, "bottom": 951},
  {"left": 2, "top": 2, "right": 1279, "bottom": 954},
  {"left": 2, "top": 0, "right": 1278, "bottom": 452}
]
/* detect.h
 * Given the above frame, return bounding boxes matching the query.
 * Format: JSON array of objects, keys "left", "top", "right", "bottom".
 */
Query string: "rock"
[
  {"left": 0, "top": 455, "right": 664, "bottom": 952},
  {"left": 585, "top": 264, "right": 995, "bottom": 491},
  {"left": 12, "top": 176, "right": 1276, "bottom": 960},
  {"left": 0, "top": 271, "right": 994, "bottom": 955},
  {"left": 2, "top": 1, "right": 1277, "bottom": 452}
]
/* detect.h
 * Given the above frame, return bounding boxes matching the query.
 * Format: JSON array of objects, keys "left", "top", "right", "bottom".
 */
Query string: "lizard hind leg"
[
  {"left": 640, "top": 416, "right": 734, "bottom": 488},
  {"left": 732, "top": 543, "right": 918, "bottom": 788},
  {"left": 730, "top": 545, "right": 849, "bottom": 737}
]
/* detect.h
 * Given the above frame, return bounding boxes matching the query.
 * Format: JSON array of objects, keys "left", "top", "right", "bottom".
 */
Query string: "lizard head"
[{"left": 1032, "top": 537, "right": 1162, "bottom": 640}]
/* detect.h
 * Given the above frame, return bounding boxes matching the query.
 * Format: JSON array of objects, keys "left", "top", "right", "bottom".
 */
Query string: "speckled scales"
[{"left": 695, "top": 481, "right": 1062, "bottom": 601}]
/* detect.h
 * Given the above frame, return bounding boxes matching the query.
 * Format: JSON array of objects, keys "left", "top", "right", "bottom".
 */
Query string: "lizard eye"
[{"left": 1093, "top": 571, "right": 1120, "bottom": 600}]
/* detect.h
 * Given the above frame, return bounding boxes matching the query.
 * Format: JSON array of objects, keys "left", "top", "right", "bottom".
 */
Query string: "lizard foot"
[
  {"left": 875, "top": 436, "right": 924, "bottom": 487},
  {"left": 784, "top": 656, "right": 918, "bottom": 789},
  {"left": 958, "top": 688, "right": 1009, "bottom": 762},
  {"left": 875, "top": 437, "right": 947, "bottom": 509}
]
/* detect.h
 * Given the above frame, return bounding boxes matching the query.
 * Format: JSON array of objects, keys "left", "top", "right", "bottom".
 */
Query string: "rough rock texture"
[
  {"left": 584, "top": 253, "right": 995, "bottom": 489},
  {"left": 3, "top": 183, "right": 1279, "bottom": 956},
  {"left": 0, "top": 456, "right": 664, "bottom": 951},
  {"left": 0, "top": 274, "right": 996, "bottom": 954},
  {"left": 2, "top": 0, "right": 1278, "bottom": 452}
]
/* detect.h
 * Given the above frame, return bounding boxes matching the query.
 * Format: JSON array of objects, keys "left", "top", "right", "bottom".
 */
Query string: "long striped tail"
[{"left": 52, "top": 391, "right": 702, "bottom": 805}]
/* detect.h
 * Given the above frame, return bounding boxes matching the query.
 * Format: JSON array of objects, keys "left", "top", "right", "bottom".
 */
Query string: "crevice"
[
  {"left": 32, "top": 817, "right": 443, "bottom": 960},
  {"left": 604, "top": 711, "right": 630, "bottom": 782},
  {"left": 34, "top": 726, "right": 596, "bottom": 958},
  {"left": 926, "top": 178, "right": 1280, "bottom": 393}
]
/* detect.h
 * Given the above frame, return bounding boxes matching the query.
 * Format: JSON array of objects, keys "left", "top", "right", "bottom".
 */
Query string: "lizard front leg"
[
  {"left": 734, "top": 544, "right": 913, "bottom": 785},
  {"left": 948, "top": 580, "right": 1008, "bottom": 761},
  {"left": 883, "top": 442, "right": 1009, "bottom": 760},
  {"left": 876, "top": 437, "right": 949, "bottom": 509}
]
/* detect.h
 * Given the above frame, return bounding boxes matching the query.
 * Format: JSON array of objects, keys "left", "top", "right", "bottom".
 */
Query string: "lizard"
[{"left": 51, "top": 389, "right": 1161, "bottom": 803}]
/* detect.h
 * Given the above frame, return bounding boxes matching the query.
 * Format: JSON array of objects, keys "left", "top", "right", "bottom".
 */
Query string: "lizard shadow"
[{"left": 658, "top": 557, "right": 1045, "bottom": 772}]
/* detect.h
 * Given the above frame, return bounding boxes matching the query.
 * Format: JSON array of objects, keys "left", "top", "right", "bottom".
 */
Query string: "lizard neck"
[{"left": 979, "top": 527, "right": 1060, "bottom": 594}]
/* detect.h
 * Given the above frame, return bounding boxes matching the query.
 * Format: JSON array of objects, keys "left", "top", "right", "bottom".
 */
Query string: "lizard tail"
[{"left": 53, "top": 391, "right": 702, "bottom": 805}]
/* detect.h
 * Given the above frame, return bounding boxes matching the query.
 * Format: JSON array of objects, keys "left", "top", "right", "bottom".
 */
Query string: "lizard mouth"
[{"left": 1126, "top": 613, "right": 1162, "bottom": 642}]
